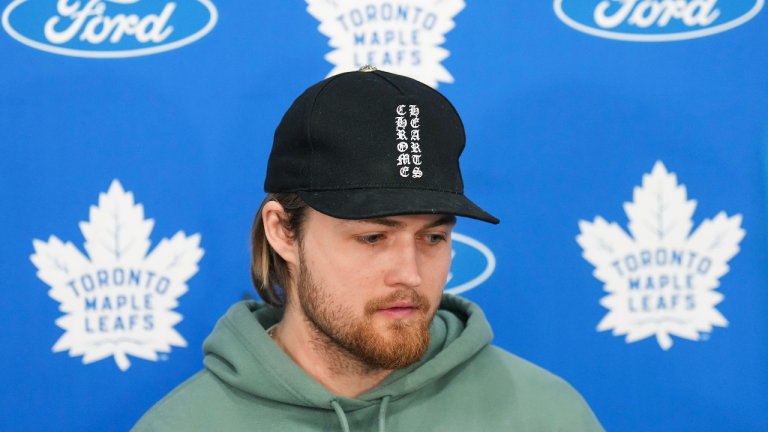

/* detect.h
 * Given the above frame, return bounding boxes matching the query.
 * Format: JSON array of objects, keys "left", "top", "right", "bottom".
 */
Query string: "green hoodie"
[{"left": 133, "top": 294, "right": 604, "bottom": 431}]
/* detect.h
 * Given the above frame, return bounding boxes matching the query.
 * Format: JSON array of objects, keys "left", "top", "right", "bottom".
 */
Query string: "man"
[{"left": 133, "top": 68, "right": 604, "bottom": 431}]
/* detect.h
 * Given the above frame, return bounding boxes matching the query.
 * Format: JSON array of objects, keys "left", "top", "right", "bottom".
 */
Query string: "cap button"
[{"left": 358, "top": 64, "right": 377, "bottom": 72}]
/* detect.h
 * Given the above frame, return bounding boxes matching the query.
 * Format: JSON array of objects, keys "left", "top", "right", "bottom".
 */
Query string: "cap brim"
[{"left": 296, "top": 188, "right": 500, "bottom": 224}]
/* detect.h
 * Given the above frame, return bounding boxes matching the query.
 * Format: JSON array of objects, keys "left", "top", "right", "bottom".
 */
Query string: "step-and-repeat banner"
[{"left": 2, "top": 1, "right": 766, "bottom": 431}]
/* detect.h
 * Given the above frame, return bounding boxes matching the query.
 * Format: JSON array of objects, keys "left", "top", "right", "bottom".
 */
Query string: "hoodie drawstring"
[
  {"left": 331, "top": 395, "right": 391, "bottom": 432},
  {"left": 378, "top": 395, "right": 391, "bottom": 432},
  {"left": 331, "top": 400, "right": 350, "bottom": 432}
]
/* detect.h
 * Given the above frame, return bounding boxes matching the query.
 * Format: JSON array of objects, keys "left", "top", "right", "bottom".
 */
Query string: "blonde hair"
[{"left": 250, "top": 193, "right": 309, "bottom": 307}]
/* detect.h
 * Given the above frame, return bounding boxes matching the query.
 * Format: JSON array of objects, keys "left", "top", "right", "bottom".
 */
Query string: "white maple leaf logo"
[
  {"left": 577, "top": 161, "right": 744, "bottom": 350},
  {"left": 30, "top": 180, "right": 204, "bottom": 371},
  {"left": 306, "top": 0, "right": 465, "bottom": 88}
]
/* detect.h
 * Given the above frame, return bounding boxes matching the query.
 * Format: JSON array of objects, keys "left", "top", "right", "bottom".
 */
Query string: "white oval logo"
[
  {"left": 445, "top": 233, "right": 496, "bottom": 295},
  {"left": 554, "top": 0, "right": 762, "bottom": 41},
  {"left": 2, "top": 0, "right": 217, "bottom": 58}
]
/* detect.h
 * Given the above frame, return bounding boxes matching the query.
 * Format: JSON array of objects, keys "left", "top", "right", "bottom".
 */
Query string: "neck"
[{"left": 272, "top": 304, "right": 392, "bottom": 398}]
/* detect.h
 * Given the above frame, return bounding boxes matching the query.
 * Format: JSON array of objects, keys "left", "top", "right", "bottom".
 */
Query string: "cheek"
[
  {"left": 419, "top": 246, "right": 453, "bottom": 292},
  {"left": 302, "top": 238, "right": 377, "bottom": 304}
]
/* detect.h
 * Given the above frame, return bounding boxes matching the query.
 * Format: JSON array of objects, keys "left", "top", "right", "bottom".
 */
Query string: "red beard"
[{"left": 297, "top": 258, "right": 434, "bottom": 371}]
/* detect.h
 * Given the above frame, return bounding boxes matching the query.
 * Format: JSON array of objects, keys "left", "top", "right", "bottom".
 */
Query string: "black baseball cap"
[{"left": 264, "top": 67, "right": 499, "bottom": 225}]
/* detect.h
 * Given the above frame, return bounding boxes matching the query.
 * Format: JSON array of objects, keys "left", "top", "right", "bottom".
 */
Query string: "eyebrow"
[
  {"left": 422, "top": 215, "right": 457, "bottom": 230},
  {"left": 354, "top": 215, "right": 457, "bottom": 230}
]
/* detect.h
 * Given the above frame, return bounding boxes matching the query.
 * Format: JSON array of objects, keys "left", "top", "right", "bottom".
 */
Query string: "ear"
[{"left": 262, "top": 200, "right": 300, "bottom": 268}]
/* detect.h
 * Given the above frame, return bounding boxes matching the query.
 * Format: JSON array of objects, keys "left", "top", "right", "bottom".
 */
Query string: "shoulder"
[
  {"left": 445, "top": 345, "right": 605, "bottom": 431},
  {"left": 131, "top": 370, "right": 244, "bottom": 432},
  {"left": 474, "top": 345, "right": 578, "bottom": 394}
]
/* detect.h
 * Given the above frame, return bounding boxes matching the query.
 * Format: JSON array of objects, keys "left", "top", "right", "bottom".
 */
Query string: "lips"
[
  {"left": 378, "top": 301, "right": 418, "bottom": 319},
  {"left": 381, "top": 301, "right": 416, "bottom": 310},
  {"left": 365, "top": 290, "right": 429, "bottom": 319}
]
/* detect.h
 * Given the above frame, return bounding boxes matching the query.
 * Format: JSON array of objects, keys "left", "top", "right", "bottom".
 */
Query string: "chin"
[{"left": 383, "top": 314, "right": 427, "bottom": 332}]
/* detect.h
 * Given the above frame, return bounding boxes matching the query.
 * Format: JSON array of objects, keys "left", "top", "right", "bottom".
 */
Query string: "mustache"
[{"left": 364, "top": 290, "right": 430, "bottom": 316}]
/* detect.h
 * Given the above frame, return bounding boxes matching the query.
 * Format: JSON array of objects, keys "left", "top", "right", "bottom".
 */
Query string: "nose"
[{"left": 383, "top": 237, "right": 423, "bottom": 289}]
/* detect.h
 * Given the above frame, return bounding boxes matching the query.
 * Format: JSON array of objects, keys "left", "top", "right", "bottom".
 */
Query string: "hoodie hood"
[
  {"left": 202, "top": 293, "right": 493, "bottom": 415},
  {"left": 135, "top": 292, "right": 605, "bottom": 432}
]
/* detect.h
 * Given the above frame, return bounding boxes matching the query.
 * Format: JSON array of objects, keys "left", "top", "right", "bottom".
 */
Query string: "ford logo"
[
  {"left": 445, "top": 233, "right": 496, "bottom": 295},
  {"left": 2, "top": 0, "right": 217, "bottom": 57},
  {"left": 554, "top": 0, "right": 763, "bottom": 41}
]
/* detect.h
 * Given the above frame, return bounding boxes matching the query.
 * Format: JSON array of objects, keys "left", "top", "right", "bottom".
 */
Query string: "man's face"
[{"left": 293, "top": 210, "right": 455, "bottom": 370}]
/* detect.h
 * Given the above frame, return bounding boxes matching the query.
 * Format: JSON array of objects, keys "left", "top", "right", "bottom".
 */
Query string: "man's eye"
[
  {"left": 358, "top": 234, "right": 383, "bottom": 244},
  {"left": 425, "top": 234, "right": 446, "bottom": 243}
]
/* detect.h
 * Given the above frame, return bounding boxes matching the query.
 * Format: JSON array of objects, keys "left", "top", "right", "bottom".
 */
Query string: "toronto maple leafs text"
[
  {"left": 307, "top": 0, "right": 464, "bottom": 88},
  {"left": 610, "top": 248, "right": 711, "bottom": 313},
  {"left": 66, "top": 267, "right": 171, "bottom": 333}
]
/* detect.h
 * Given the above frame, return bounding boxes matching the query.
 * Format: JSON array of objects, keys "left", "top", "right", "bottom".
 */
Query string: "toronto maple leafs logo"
[
  {"left": 577, "top": 161, "right": 744, "bottom": 350},
  {"left": 30, "top": 180, "right": 203, "bottom": 370},
  {"left": 306, "top": 0, "right": 465, "bottom": 88}
]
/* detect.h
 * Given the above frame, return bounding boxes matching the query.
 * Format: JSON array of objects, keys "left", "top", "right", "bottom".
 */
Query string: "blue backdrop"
[{"left": 2, "top": 1, "right": 766, "bottom": 430}]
